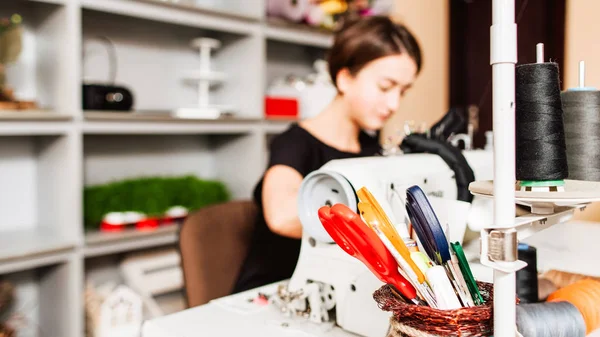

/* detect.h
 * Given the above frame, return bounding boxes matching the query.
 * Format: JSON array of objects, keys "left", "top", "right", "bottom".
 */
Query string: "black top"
[{"left": 232, "top": 123, "right": 382, "bottom": 293}]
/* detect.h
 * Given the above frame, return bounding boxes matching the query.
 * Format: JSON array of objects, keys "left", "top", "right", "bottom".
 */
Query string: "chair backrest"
[{"left": 178, "top": 200, "right": 257, "bottom": 308}]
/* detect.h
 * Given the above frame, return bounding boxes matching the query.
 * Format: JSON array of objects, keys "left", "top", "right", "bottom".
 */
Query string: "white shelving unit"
[{"left": 0, "top": 0, "right": 331, "bottom": 335}]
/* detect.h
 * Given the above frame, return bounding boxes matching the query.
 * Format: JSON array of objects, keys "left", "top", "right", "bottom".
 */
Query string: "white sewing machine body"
[
  {"left": 298, "top": 150, "right": 494, "bottom": 243},
  {"left": 141, "top": 150, "right": 495, "bottom": 337}
]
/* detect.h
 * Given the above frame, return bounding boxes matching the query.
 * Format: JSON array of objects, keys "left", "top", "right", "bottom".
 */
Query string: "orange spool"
[{"left": 547, "top": 279, "right": 600, "bottom": 334}]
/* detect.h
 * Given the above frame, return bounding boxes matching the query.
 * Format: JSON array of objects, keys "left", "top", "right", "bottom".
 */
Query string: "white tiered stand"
[{"left": 474, "top": 1, "right": 600, "bottom": 336}]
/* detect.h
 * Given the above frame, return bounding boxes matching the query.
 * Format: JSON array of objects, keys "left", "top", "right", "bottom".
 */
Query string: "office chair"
[{"left": 178, "top": 200, "right": 258, "bottom": 308}]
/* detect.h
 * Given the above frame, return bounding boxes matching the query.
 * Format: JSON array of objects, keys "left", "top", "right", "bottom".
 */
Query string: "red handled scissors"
[{"left": 318, "top": 203, "right": 419, "bottom": 304}]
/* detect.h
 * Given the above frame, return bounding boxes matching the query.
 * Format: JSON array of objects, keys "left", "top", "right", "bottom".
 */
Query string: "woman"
[{"left": 233, "top": 15, "right": 423, "bottom": 293}]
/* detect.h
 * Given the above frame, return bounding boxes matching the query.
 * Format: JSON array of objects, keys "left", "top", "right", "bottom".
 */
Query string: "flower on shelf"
[{"left": 267, "top": 0, "right": 394, "bottom": 31}]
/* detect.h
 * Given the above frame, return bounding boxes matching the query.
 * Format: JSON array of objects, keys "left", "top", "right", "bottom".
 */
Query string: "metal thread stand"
[
  {"left": 489, "top": 1, "right": 517, "bottom": 335},
  {"left": 484, "top": 1, "right": 600, "bottom": 335}
]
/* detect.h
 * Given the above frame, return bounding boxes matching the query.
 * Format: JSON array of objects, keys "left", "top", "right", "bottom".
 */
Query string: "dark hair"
[{"left": 327, "top": 16, "right": 422, "bottom": 87}]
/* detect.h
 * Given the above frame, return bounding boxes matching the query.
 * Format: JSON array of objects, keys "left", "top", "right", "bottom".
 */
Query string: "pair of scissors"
[{"left": 317, "top": 203, "right": 421, "bottom": 304}]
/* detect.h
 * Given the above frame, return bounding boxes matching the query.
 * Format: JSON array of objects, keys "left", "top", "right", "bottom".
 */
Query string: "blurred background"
[{"left": 0, "top": 0, "right": 597, "bottom": 336}]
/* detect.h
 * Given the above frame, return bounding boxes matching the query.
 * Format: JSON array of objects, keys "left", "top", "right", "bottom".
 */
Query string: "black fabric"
[
  {"left": 429, "top": 108, "right": 467, "bottom": 142},
  {"left": 400, "top": 133, "right": 475, "bottom": 203},
  {"left": 232, "top": 123, "right": 382, "bottom": 293}
]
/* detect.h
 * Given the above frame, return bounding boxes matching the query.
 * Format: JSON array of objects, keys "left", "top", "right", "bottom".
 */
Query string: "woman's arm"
[{"left": 261, "top": 164, "right": 304, "bottom": 239}]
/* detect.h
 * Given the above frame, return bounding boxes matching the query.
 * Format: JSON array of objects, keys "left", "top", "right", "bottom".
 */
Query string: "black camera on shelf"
[{"left": 82, "top": 83, "right": 134, "bottom": 111}]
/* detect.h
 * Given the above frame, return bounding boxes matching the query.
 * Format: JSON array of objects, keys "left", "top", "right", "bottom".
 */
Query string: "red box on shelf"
[{"left": 265, "top": 96, "right": 298, "bottom": 119}]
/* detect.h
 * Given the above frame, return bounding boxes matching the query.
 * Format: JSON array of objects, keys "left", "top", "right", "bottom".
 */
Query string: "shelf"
[
  {"left": 0, "top": 111, "right": 72, "bottom": 136},
  {"left": 84, "top": 225, "right": 180, "bottom": 258},
  {"left": 82, "top": 111, "right": 261, "bottom": 135},
  {"left": 129, "top": 0, "right": 263, "bottom": 21},
  {"left": 80, "top": 0, "right": 260, "bottom": 36},
  {"left": 28, "top": 0, "right": 65, "bottom": 5},
  {"left": 0, "top": 110, "right": 71, "bottom": 120},
  {"left": 265, "top": 19, "right": 334, "bottom": 48},
  {"left": 262, "top": 119, "right": 294, "bottom": 135},
  {"left": 0, "top": 229, "right": 76, "bottom": 275}
]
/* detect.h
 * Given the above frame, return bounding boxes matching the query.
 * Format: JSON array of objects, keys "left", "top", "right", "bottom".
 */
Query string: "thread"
[
  {"left": 561, "top": 90, "right": 600, "bottom": 181},
  {"left": 547, "top": 279, "right": 600, "bottom": 334},
  {"left": 516, "top": 243, "right": 539, "bottom": 303},
  {"left": 541, "top": 269, "right": 600, "bottom": 289},
  {"left": 516, "top": 301, "right": 587, "bottom": 337},
  {"left": 515, "top": 62, "right": 569, "bottom": 182},
  {"left": 537, "top": 277, "right": 558, "bottom": 301}
]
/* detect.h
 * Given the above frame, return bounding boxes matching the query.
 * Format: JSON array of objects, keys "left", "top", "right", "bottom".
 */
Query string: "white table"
[
  {"left": 141, "top": 280, "right": 600, "bottom": 337},
  {"left": 142, "top": 217, "right": 600, "bottom": 337},
  {"left": 141, "top": 282, "right": 362, "bottom": 337}
]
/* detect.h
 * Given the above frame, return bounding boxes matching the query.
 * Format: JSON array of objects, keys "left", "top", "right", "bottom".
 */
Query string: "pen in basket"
[
  {"left": 404, "top": 185, "right": 484, "bottom": 309},
  {"left": 442, "top": 222, "right": 477, "bottom": 307}
]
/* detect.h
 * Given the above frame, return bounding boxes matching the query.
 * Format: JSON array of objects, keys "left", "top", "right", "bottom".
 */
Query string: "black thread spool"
[
  {"left": 561, "top": 61, "right": 600, "bottom": 181},
  {"left": 515, "top": 45, "right": 569, "bottom": 190},
  {"left": 516, "top": 243, "right": 539, "bottom": 303}
]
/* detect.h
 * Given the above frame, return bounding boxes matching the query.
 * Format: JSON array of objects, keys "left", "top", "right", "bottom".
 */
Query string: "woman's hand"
[{"left": 262, "top": 165, "right": 304, "bottom": 239}]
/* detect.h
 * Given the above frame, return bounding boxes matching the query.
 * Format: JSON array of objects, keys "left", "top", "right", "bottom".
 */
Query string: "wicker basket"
[{"left": 374, "top": 282, "right": 516, "bottom": 337}]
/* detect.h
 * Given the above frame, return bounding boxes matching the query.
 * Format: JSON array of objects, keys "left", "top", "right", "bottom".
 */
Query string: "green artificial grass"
[{"left": 83, "top": 175, "right": 230, "bottom": 230}]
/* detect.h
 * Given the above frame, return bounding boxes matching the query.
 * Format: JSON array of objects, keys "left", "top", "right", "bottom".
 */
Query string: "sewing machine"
[
  {"left": 141, "top": 149, "right": 494, "bottom": 337},
  {"left": 281, "top": 149, "right": 494, "bottom": 337}
]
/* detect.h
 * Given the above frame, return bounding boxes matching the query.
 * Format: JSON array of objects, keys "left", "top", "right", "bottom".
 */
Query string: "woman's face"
[{"left": 338, "top": 54, "right": 418, "bottom": 131}]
